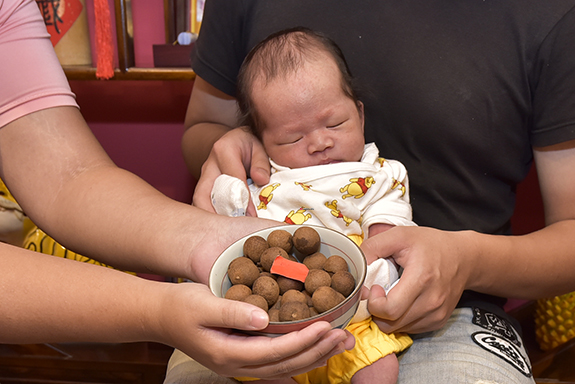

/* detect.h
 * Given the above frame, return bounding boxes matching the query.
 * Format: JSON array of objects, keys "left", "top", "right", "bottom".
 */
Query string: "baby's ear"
[{"left": 357, "top": 101, "right": 365, "bottom": 128}]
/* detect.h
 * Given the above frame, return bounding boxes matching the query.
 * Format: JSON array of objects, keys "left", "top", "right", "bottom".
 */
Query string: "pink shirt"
[{"left": 0, "top": 0, "right": 77, "bottom": 128}]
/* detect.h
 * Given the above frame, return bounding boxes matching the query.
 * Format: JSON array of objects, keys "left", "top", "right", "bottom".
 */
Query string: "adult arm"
[
  {"left": 0, "top": 241, "right": 352, "bottom": 379},
  {"left": 182, "top": 76, "right": 270, "bottom": 213},
  {"left": 2, "top": 105, "right": 213, "bottom": 280},
  {"left": 362, "top": 140, "right": 575, "bottom": 334},
  {"left": 0, "top": 106, "right": 353, "bottom": 378}
]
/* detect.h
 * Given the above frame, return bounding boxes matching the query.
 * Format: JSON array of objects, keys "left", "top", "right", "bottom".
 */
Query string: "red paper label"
[
  {"left": 36, "top": 0, "right": 84, "bottom": 46},
  {"left": 270, "top": 256, "right": 309, "bottom": 282}
]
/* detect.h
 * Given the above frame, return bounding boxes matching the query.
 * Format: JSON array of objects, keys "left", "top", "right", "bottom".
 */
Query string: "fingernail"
[{"left": 250, "top": 310, "right": 269, "bottom": 329}]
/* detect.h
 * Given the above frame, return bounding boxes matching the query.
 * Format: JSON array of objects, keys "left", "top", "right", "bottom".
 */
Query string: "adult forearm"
[
  {"left": 36, "top": 166, "right": 277, "bottom": 282},
  {"left": 465, "top": 220, "right": 575, "bottom": 299},
  {"left": 36, "top": 165, "right": 208, "bottom": 277},
  {"left": 0, "top": 243, "right": 165, "bottom": 344},
  {"left": 0, "top": 107, "right": 274, "bottom": 281}
]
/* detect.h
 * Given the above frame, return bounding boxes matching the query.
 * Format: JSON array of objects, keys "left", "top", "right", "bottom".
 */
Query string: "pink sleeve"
[{"left": 0, "top": 0, "right": 78, "bottom": 128}]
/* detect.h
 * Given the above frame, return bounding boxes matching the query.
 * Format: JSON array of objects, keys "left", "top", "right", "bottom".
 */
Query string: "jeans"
[{"left": 397, "top": 307, "right": 534, "bottom": 384}]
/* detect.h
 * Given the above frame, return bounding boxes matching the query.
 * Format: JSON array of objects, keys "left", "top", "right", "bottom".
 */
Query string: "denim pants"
[
  {"left": 164, "top": 306, "right": 535, "bottom": 384},
  {"left": 397, "top": 306, "right": 534, "bottom": 384}
]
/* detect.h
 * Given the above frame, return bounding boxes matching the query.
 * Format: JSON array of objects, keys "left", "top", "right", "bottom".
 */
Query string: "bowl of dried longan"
[{"left": 209, "top": 225, "right": 367, "bottom": 337}]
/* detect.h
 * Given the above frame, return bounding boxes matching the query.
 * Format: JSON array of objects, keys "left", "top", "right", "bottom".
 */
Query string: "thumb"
[
  {"left": 361, "top": 229, "right": 403, "bottom": 265},
  {"left": 366, "top": 284, "right": 389, "bottom": 318},
  {"left": 250, "top": 166, "right": 271, "bottom": 187},
  {"left": 248, "top": 140, "right": 271, "bottom": 187},
  {"left": 204, "top": 296, "right": 270, "bottom": 331}
]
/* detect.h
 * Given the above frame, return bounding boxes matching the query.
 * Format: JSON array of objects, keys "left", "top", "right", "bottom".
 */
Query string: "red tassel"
[{"left": 93, "top": 0, "right": 114, "bottom": 79}]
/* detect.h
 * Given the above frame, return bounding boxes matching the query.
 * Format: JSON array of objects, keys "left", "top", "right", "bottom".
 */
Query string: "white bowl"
[{"left": 209, "top": 225, "right": 367, "bottom": 337}]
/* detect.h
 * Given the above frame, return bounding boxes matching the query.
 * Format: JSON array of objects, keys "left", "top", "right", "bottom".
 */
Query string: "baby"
[{"left": 211, "top": 27, "right": 415, "bottom": 384}]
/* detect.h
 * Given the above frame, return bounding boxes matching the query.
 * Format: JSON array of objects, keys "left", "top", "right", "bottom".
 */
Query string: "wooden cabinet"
[
  {"left": 63, "top": 0, "right": 195, "bottom": 81},
  {"left": 0, "top": 342, "right": 173, "bottom": 383}
]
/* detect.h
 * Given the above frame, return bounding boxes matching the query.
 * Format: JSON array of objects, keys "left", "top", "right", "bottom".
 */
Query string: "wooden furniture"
[
  {"left": 0, "top": 342, "right": 173, "bottom": 383},
  {"left": 63, "top": 0, "right": 195, "bottom": 81}
]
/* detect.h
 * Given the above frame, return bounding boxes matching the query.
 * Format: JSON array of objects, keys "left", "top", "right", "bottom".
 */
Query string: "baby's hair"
[{"left": 237, "top": 26, "right": 360, "bottom": 138}]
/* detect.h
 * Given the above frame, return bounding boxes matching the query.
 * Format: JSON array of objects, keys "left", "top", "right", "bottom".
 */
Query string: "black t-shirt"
[{"left": 192, "top": 0, "right": 575, "bottom": 305}]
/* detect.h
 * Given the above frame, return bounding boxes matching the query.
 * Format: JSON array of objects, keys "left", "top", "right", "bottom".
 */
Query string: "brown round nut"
[
  {"left": 252, "top": 276, "right": 280, "bottom": 307},
  {"left": 279, "top": 301, "right": 311, "bottom": 322},
  {"left": 309, "top": 307, "right": 319, "bottom": 317},
  {"left": 243, "top": 235, "right": 269, "bottom": 263},
  {"left": 224, "top": 284, "right": 252, "bottom": 301},
  {"left": 259, "top": 271, "right": 277, "bottom": 280},
  {"left": 270, "top": 296, "right": 282, "bottom": 310},
  {"left": 312, "top": 286, "right": 345, "bottom": 313},
  {"left": 267, "top": 229, "right": 293, "bottom": 253},
  {"left": 303, "top": 252, "right": 328, "bottom": 270},
  {"left": 304, "top": 269, "right": 332, "bottom": 295},
  {"left": 281, "top": 289, "right": 308, "bottom": 306},
  {"left": 228, "top": 257, "right": 260, "bottom": 286},
  {"left": 277, "top": 276, "right": 304, "bottom": 295},
  {"left": 269, "top": 308, "right": 280, "bottom": 322},
  {"left": 331, "top": 271, "right": 355, "bottom": 297},
  {"left": 293, "top": 226, "right": 321, "bottom": 255},
  {"left": 303, "top": 290, "right": 314, "bottom": 307},
  {"left": 323, "top": 255, "right": 348, "bottom": 274},
  {"left": 243, "top": 294, "right": 268, "bottom": 311},
  {"left": 260, "top": 247, "right": 290, "bottom": 272}
]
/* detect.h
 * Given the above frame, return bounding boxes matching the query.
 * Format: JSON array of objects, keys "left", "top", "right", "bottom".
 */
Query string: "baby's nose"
[{"left": 308, "top": 130, "right": 334, "bottom": 154}]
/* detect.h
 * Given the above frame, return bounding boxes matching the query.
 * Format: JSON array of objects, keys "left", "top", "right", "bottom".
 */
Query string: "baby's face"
[{"left": 253, "top": 56, "right": 365, "bottom": 169}]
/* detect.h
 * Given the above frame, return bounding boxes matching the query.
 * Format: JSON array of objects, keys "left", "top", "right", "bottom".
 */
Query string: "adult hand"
[
  {"left": 192, "top": 127, "right": 271, "bottom": 216},
  {"left": 360, "top": 226, "right": 473, "bottom": 334},
  {"left": 160, "top": 282, "right": 354, "bottom": 379}
]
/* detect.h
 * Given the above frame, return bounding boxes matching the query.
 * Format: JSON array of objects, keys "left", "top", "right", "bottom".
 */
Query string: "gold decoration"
[{"left": 535, "top": 292, "right": 575, "bottom": 351}]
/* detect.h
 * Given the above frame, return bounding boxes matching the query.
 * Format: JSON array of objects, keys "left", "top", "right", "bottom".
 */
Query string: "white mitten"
[
  {"left": 211, "top": 174, "right": 250, "bottom": 217},
  {"left": 352, "top": 258, "right": 400, "bottom": 323}
]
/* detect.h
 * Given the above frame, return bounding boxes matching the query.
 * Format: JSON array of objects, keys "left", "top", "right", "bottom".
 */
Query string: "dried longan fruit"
[
  {"left": 267, "top": 229, "right": 293, "bottom": 253},
  {"left": 243, "top": 294, "right": 268, "bottom": 311},
  {"left": 309, "top": 307, "right": 319, "bottom": 317},
  {"left": 252, "top": 276, "right": 280, "bottom": 307},
  {"left": 304, "top": 269, "right": 332, "bottom": 295},
  {"left": 277, "top": 275, "right": 304, "bottom": 295},
  {"left": 259, "top": 271, "right": 277, "bottom": 280},
  {"left": 270, "top": 297, "right": 282, "bottom": 310},
  {"left": 331, "top": 271, "right": 355, "bottom": 297},
  {"left": 323, "top": 255, "right": 348, "bottom": 275},
  {"left": 303, "top": 252, "right": 327, "bottom": 270},
  {"left": 279, "top": 301, "right": 311, "bottom": 322},
  {"left": 312, "top": 286, "right": 345, "bottom": 313},
  {"left": 243, "top": 235, "right": 269, "bottom": 263},
  {"left": 281, "top": 289, "right": 308, "bottom": 306},
  {"left": 228, "top": 257, "right": 260, "bottom": 286},
  {"left": 303, "top": 290, "right": 314, "bottom": 307},
  {"left": 293, "top": 226, "right": 321, "bottom": 255},
  {"left": 260, "top": 246, "right": 290, "bottom": 272},
  {"left": 269, "top": 308, "right": 280, "bottom": 322},
  {"left": 225, "top": 284, "right": 252, "bottom": 301}
]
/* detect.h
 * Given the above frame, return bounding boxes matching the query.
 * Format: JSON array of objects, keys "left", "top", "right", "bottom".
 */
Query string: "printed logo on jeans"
[
  {"left": 472, "top": 331, "right": 532, "bottom": 377},
  {"left": 472, "top": 307, "right": 520, "bottom": 346}
]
